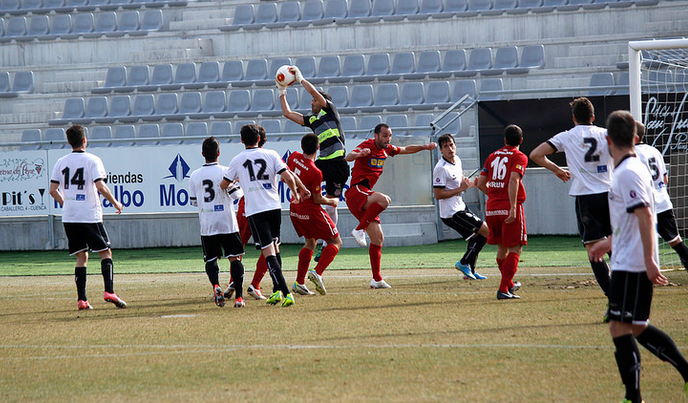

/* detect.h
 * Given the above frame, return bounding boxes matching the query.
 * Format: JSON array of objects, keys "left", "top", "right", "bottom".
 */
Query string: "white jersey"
[
  {"left": 608, "top": 155, "right": 658, "bottom": 273},
  {"left": 189, "top": 162, "right": 239, "bottom": 236},
  {"left": 548, "top": 125, "right": 612, "bottom": 196},
  {"left": 225, "top": 147, "right": 288, "bottom": 217},
  {"left": 635, "top": 143, "right": 672, "bottom": 213},
  {"left": 50, "top": 151, "right": 107, "bottom": 223},
  {"left": 432, "top": 156, "right": 466, "bottom": 218}
]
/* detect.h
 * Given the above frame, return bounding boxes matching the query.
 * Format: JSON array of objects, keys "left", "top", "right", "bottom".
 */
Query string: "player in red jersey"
[
  {"left": 288, "top": 133, "right": 342, "bottom": 296},
  {"left": 476, "top": 124, "right": 528, "bottom": 300},
  {"left": 345, "top": 123, "right": 437, "bottom": 288}
]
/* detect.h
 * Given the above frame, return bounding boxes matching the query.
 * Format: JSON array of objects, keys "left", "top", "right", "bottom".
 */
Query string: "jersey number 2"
[{"left": 242, "top": 159, "right": 269, "bottom": 181}]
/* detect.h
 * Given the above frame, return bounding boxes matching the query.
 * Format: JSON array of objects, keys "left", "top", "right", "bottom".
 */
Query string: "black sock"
[
  {"left": 266, "top": 255, "right": 289, "bottom": 295},
  {"left": 590, "top": 259, "right": 611, "bottom": 296},
  {"left": 637, "top": 325, "right": 688, "bottom": 382},
  {"left": 461, "top": 235, "right": 487, "bottom": 271},
  {"left": 205, "top": 260, "right": 220, "bottom": 287},
  {"left": 75, "top": 266, "right": 87, "bottom": 301},
  {"left": 671, "top": 242, "right": 688, "bottom": 268},
  {"left": 613, "top": 334, "right": 642, "bottom": 403},
  {"left": 230, "top": 259, "right": 244, "bottom": 299},
  {"left": 101, "top": 258, "right": 114, "bottom": 293}
]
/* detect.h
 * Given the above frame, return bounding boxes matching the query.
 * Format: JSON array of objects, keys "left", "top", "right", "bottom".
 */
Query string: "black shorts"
[
  {"left": 247, "top": 209, "right": 281, "bottom": 250},
  {"left": 441, "top": 209, "right": 484, "bottom": 240},
  {"left": 201, "top": 232, "right": 244, "bottom": 262},
  {"left": 657, "top": 209, "right": 681, "bottom": 243},
  {"left": 63, "top": 222, "right": 111, "bottom": 255},
  {"left": 316, "top": 157, "right": 350, "bottom": 198},
  {"left": 574, "top": 193, "right": 612, "bottom": 244},
  {"left": 608, "top": 271, "right": 653, "bottom": 325}
]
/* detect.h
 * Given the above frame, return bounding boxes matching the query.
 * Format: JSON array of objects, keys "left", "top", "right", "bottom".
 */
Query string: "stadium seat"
[
  {"left": 425, "top": 80, "right": 451, "bottom": 108},
  {"left": 285, "top": 87, "right": 300, "bottom": 110},
  {"left": 437, "top": 112, "right": 462, "bottom": 136},
  {"left": 444, "top": 0, "right": 469, "bottom": 14},
  {"left": 466, "top": 48, "right": 493, "bottom": 75},
  {"left": 140, "top": 10, "right": 162, "bottom": 32},
  {"left": 89, "top": 11, "right": 119, "bottom": 38},
  {"left": 393, "top": 81, "right": 426, "bottom": 111},
  {"left": 382, "top": 52, "right": 415, "bottom": 81},
  {"left": 44, "top": 127, "right": 66, "bottom": 149},
  {"left": 20, "top": 0, "right": 44, "bottom": 14},
  {"left": 269, "top": 1, "right": 300, "bottom": 29},
  {"left": 295, "top": 57, "right": 317, "bottom": 81},
  {"left": 19, "top": 129, "right": 42, "bottom": 150},
  {"left": 386, "top": 114, "right": 409, "bottom": 135},
  {"left": 11, "top": 71, "right": 33, "bottom": 93},
  {"left": 269, "top": 57, "right": 292, "bottom": 80},
  {"left": 249, "top": 88, "right": 277, "bottom": 116},
  {"left": 345, "top": 84, "right": 374, "bottom": 113},
  {"left": 162, "top": 62, "right": 196, "bottom": 90},
  {"left": 484, "top": 46, "right": 519, "bottom": 75},
  {"left": 112, "top": 125, "right": 136, "bottom": 146},
  {"left": 66, "top": 12, "right": 94, "bottom": 38},
  {"left": 159, "top": 122, "right": 183, "bottom": 145},
  {"left": 557, "top": 0, "right": 591, "bottom": 10},
  {"left": 418, "top": 0, "right": 446, "bottom": 18},
  {"left": 315, "top": 55, "right": 341, "bottom": 83},
  {"left": 0, "top": 72, "right": 15, "bottom": 98},
  {"left": 340, "top": 115, "right": 357, "bottom": 133},
  {"left": 358, "top": 115, "right": 381, "bottom": 137},
  {"left": 126, "top": 93, "right": 155, "bottom": 122},
  {"left": 532, "top": 0, "right": 559, "bottom": 12},
  {"left": 452, "top": 79, "right": 478, "bottom": 101},
  {"left": 118, "top": 11, "right": 141, "bottom": 35},
  {"left": 314, "top": 0, "right": 347, "bottom": 25},
  {"left": 283, "top": 119, "right": 306, "bottom": 135},
  {"left": 371, "top": 83, "right": 400, "bottom": 112},
  {"left": 361, "top": 0, "right": 393, "bottom": 22},
  {"left": 80, "top": 96, "right": 109, "bottom": 123},
  {"left": 178, "top": 92, "right": 202, "bottom": 118},
  {"left": 250, "top": 2, "right": 278, "bottom": 30},
  {"left": 517, "top": 44, "right": 545, "bottom": 71},
  {"left": 395, "top": 0, "right": 420, "bottom": 18},
  {"left": 232, "top": 120, "right": 256, "bottom": 136},
  {"left": 186, "top": 61, "right": 220, "bottom": 89},
  {"left": 84, "top": 0, "right": 111, "bottom": 11},
  {"left": 410, "top": 113, "right": 433, "bottom": 137},
  {"left": 327, "top": 85, "right": 349, "bottom": 109},
  {"left": 244, "top": 58, "right": 271, "bottom": 86},
  {"left": 105, "top": 95, "right": 132, "bottom": 123},
  {"left": 143, "top": 64, "right": 173, "bottom": 91},
  {"left": 43, "top": 0, "right": 67, "bottom": 12},
  {"left": 190, "top": 90, "right": 226, "bottom": 119},
  {"left": 439, "top": 49, "right": 470, "bottom": 78},
  {"left": 467, "top": 0, "right": 493, "bottom": 13},
  {"left": 3, "top": 16, "right": 27, "bottom": 41},
  {"left": 137, "top": 123, "right": 160, "bottom": 145},
  {"left": 219, "top": 60, "right": 244, "bottom": 87},
  {"left": 124, "top": 65, "right": 149, "bottom": 91},
  {"left": 93, "top": 66, "right": 126, "bottom": 94},
  {"left": 615, "top": 71, "right": 629, "bottom": 95},
  {"left": 226, "top": 89, "right": 251, "bottom": 116},
  {"left": 27, "top": 15, "right": 51, "bottom": 40},
  {"left": 89, "top": 125, "right": 112, "bottom": 147},
  {"left": 345, "top": 0, "right": 372, "bottom": 22},
  {"left": 340, "top": 54, "right": 366, "bottom": 82},
  {"left": 209, "top": 121, "right": 232, "bottom": 140},
  {"left": 50, "top": 14, "right": 72, "bottom": 38},
  {"left": 151, "top": 93, "right": 179, "bottom": 121},
  {"left": 221, "top": 4, "right": 254, "bottom": 31},
  {"left": 415, "top": 51, "right": 442, "bottom": 77},
  {"left": 1, "top": 0, "right": 21, "bottom": 14},
  {"left": 587, "top": 72, "right": 615, "bottom": 96},
  {"left": 184, "top": 121, "right": 207, "bottom": 144},
  {"left": 49, "top": 97, "right": 85, "bottom": 125},
  {"left": 361, "top": 53, "right": 390, "bottom": 82},
  {"left": 260, "top": 119, "right": 282, "bottom": 137},
  {"left": 480, "top": 78, "right": 504, "bottom": 100},
  {"left": 492, "top": 0, "right": 519, "bottom": 14},
  {"left": 108, "top": 0, "right": 132, "bottom": 8},
  {"left": 292, "top": 0, "right": 324, "bottom": 27}
]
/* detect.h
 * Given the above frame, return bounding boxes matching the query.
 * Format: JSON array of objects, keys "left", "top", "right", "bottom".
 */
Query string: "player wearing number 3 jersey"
[{"left": 476, "top": 124, "right": 527, "bottom": 300}]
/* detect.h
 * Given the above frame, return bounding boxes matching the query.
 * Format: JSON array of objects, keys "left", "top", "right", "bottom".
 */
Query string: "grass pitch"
[{"left": 1, "top": 258, "right": 688, "bottom": 402}]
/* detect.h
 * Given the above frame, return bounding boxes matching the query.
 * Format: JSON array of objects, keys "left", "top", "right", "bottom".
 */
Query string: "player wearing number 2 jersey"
[
  {"left": 530, "top": 97, "right": 613, "bottom": 319},
  {"left": 477, "top": 124, "right": 527, "bottom": 300},
  {"left": 189, "top": 136, "right": 246, "bottom": 308}
]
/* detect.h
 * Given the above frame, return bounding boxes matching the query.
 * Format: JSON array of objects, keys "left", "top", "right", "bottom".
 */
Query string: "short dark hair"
[
  {"left": 319, "top": 91, "right": 332, "bottom": 102},
  {"left": 301, "top": 133, "right": 319, "bottom": 155},
  {"left": 635, "top": 120, "right": 645, "bottom": 142},
  {"left": 570, "top": 97, "right": 594, "bottom": 125},
  {"left": 606, "top": 110, "right": 636, "bottom": 148},
  {"left": 437, "top": 133, "right": 455, "bottom": 149},
  {"left": 202, "top": 136, "right": 220, "bottom": 162},
  {"left": 240, "top": 124, "right": 262, "bottom": 146},
  {"left": 374, "top": 123, "right": 390, "bottom": 134},
  {"left": 258, "top": 128, "right": 267, "bottom": 147},
  {"left": 504, "top": 124, "right": 523, "bottom": 146},
  {"left": 66, "top": 124, "right": 85, "bottom": 148}
]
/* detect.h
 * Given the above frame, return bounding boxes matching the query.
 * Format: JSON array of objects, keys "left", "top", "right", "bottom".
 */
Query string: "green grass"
[{"left": 0, "top": 235, "right": 588, "bottom": 276}]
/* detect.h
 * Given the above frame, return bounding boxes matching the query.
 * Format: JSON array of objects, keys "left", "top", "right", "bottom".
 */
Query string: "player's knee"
[{"left": 330, "top": 235, "right": 343, "bottom": 248}]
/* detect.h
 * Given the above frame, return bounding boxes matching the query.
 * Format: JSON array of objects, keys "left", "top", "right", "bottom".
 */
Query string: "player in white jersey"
[
  {"left": 634, "top": 121, "right": 688, "bottom": 269},
  {"left": 49, "top": 124, "right": 127, "bottom": 311},
  {"left": 530, "top": 97, "right": 613, "bottom": 320},
  {"left": 221, "top": 123, "right": 309, "bottom": 307},
  {"left": 189, "top": 136, "right": 246, "bottom": 308},
  {"left": 433, "top": 133, "right": 489, "bottom": 281},
  {"left": 589, "top": 111, "right": 688, "bottom": 403}
]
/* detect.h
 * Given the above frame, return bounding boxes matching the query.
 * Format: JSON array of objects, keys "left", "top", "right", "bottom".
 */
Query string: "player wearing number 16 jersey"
[
  {"left": 189, "top": 136, "right": 246, "bottom": 308},
  {"left": 476, "top": 124, "right": 527, "bottom": 300},
  {"left": 530, "top": 98, "right": 613, "bottom": 319}
]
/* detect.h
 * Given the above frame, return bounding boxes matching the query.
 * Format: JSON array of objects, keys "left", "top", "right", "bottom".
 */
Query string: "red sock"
[
  {"left": 499, "top": 252, "right": 519, "bottom": 293},
  {"left": 314, "top": 244, "right": 339, "bottom": 275},
  {"left": 296, "top": 248, "right": 313, "bottom": 284},
  {"left": 369, "top": 244, "right": 383, "bottom": 281},
  {"left": 356, "top": 202, "right": 385, "bottom": 231},
  {"left": 496, "top": 258, "right": 505, "bottom": 275},
  {"left": 252, "top": 254, "right": 268, "bottom": 289}
]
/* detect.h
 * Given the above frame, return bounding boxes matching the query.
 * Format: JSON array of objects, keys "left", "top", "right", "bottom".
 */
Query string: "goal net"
[{"left": 629, "top": 38, "right": 688, "bottom": 270}]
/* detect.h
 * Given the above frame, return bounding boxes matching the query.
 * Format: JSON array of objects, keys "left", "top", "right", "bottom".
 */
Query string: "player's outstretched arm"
[
  {"left": 345, "top": 147, "right": 371, "bottom": 162},
  {"left": 95, "top": 180, "right": 123, "bottom": 214},
  {"left": 529, "top": 142, "right": 571, "bottom": 182},
  {"left": 636, "top": 206, "right": 668, "bottom": 285},
  {"left": 49, "top": 182, "right": 64, "bottom": 206},
  {"left": 399, "top": 142, "right": 437, "bottom": 155}
]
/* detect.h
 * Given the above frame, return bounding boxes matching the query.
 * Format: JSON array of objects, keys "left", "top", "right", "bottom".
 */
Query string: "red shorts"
[
  {"left": 485, "top": 204, "right": 527, "bottom": 247},
  {"left": 290, "top": 208, "right": 339, "bottom": 241},
  {"left": 345, "top": 185, "right": 381, "bottom": 224},
  {"left": 236, "top": 198, "right": 252, "bottom": 245}
]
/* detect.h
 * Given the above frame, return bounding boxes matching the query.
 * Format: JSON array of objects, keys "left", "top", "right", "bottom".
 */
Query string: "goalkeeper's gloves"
[
  {"left": 275, "top": 78, "right": 287, "bottom": 96},
  {"left": 292, "top": 65, "right": 304, "bottom": 83}
]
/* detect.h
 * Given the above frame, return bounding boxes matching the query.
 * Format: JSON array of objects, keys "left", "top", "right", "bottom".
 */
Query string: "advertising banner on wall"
[
  {"left": 0, "top": 152, "right": 51, "bottom": 216},
  {"left": 642, "top": 92, "right": 688, "bottom": 157}
]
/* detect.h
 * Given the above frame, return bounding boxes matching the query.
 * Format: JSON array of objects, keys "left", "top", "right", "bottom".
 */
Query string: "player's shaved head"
[
  {"left": 301, "top": 133, "right": 319, "bottom": 155},
  {"left": 202, "top": 136, "right": 220, "bottom": 162},
  {"left": 570, "top": 97, "right": 594, "bottom": 125},
  {"left": 374, "top": 123, "right": 390, "bottom": 134},
  {"left": 504, "top": 124, "right": 523, "bottom": 146},
  {"left": 606, "top": 110, "right": 636, "bottom": 148},
  {"left": 66, "top": 124, "right": 85, "bottom": 148}
]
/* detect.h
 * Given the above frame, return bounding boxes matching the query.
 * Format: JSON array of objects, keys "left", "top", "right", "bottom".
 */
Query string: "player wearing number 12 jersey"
[
  {"left": 530, "top": 97, "right": 613, "bottom": 319},
  {"left": 476, "top": 124, "right": 527, "bottom": 300}
]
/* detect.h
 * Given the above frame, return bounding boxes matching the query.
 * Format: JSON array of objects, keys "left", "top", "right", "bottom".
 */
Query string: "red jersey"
[
  {"left": 287, "top": 151, "right": 323, "bottom": 215},
  {"left": 349, "top": 138, "right": 401, "bottom": 189},
  {"left": 480, "top": 145, "right": 527, "bottom": 210}
]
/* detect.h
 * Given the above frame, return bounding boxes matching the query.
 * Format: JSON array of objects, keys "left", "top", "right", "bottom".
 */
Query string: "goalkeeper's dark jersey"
[{"left": 303, "top": 100, "right": 346, "bottom": 161}]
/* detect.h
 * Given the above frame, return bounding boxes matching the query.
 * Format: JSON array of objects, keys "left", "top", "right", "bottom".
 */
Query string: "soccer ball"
[{"left": 275, "top": 65, "right": 297, "bottom": 87}]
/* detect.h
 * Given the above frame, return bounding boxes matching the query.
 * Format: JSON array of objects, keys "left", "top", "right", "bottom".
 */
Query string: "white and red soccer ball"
[{"left": 275, "top": 65, "right": 297, "bottom": 87}]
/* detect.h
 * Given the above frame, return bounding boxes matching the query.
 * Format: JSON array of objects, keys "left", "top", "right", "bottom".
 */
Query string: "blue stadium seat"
[
  {"left": 358, "top": 115, "right": 382, "bottom": 137},
  {"left": 105, "top": 95, "right": 132, "bottom": 123},
  {"left": 532, "top": 0, "right": 559, "bottom": 12},
  {"left": 0, "top": 72, "right": 15, "bottom": 98},
  {"left": 363, "top": 53, "right": 390, "bottom": 81},
  {"left": 250, "top": 88, "right": 278, "bottom": 116},
  {"left": 396, "top": 0, "right": 420, "bottom": 19},
  {"left": 50, "top": 14, "right": 72, "bottom": 38},
  {"left": 220, "top": 4, "right": 254, "bottom": 31},
  {"left": 371, "top": 83, "right": 400, "bottom": 112},
  {"left": 418, "top": 0, "right": 447, "bottom": 18},
  {"left": 361, "top": 0, "right": 394, "bottom": 22},
  {"left": 160, "top": 122, "right": 184, "bottom": 145},
  {"left": 124, "top": 65, "right": 149, "bottom": 91},
  {"left": 250, "top": 2, "right": 278, "bottom": 30},
  {"left": 152, "top": 93, "right": 179, "bottom": 121},
  {"left": 139, "top": 10, "right": 162, "bottom": 32},
  {"left": 209, "top": 121, "right": 232, "bottom": 140},
  {"left": 19, "top": 129, "right": 42, "bottom": 150},
  {"left": 178, "top": 92, "right": 202, "bottom": 118},
  {"left": 269, "top": 57, "right": 292, "bottom": 80},
  {"left": 3, "top": 16, "right": 27, "bottom": 41},
  {"left": 138, "top": 64, "right": 169, "bottom": 91},
  {"left": 283, "top": 119, "right": 306, "bottom": 135},
  {"left": 425, "top": 80, "right": 451, "bottom": 108},
  {"left": 295, "top": 57, "right": 317, "bottom": 81},
  {"left": 220, "top": 60, "right": 244, "bottom": 87},
  {"left": 188, "top": 61, "right": 220, "bottom": 89},
  {"left": 27, "top": 15, "right": 51, "bottom": 40},
  {"left": 269, "top": 1, "right": 300, "bottom": 29},
  {"left": 260, "top": 119, "right": 282, "bottom": 136},
  {"left": 226, "top": 89, "right": 251, "bottom": 116},
  {"left": 126, "top": 93, "right": 155, "bottom": 122},
  {"left": 244, "top": 58, "right": 271, "bottom": 86},
  {"left": 118, "top": 10, "right": 141, "bottom": 35},
  {"left": 163, "top": 62, "right": 196, "bottom": 90},
  {"left": 89, "top": 126, "right": 112, "bottom": 147},
  {"left": 108, "top": 0, "right": 132, "bottom": 8},
  {"left": 64, "top": 12, "right": 94, "bottom": 39},
  {"left": 480, "top": 78, "right": 503, "bottom": 100},
  {"left": 44, "top": 127, "right": 66, "bottom": 149},
  {"left": 315, "top": 55, "right": 341, "bottom": 83},
  {"left": 491, "top": 0, "right": 518, "bottom": 13},
  {"left": 345, "top": 0, "right": 372, "bottom": 22},
  {"left": 386, "top": 114, "right": 409, "bottom": 136},
  {"left": 484, "top": 46, "right": 519, "bottom": 75},
  {"left": 517, "top": 44, "right": 545, "bottom": 71},
  {"left": 93, "top": 66, "right": 127, "bottom": 94},
  {"left": 312, "top": 0, "right": 346, "bottom": 26},
  {"left": 20, "top": 0, "right": 44, "bottom": 14},
  {"left": 343, "top": 84, "right": 374, "bottom": 113},
  {"left": 112, "top": 125, "right": 136, "bottom": 146},
  {"left": 90, "top": 11, "right": 120, "bottom": 38},
  {"left": 393, "top": 81, "right": 426, "bottom": 111},
  {"left": 615, "top": 71, "right": 629, "bottom": 95},
  {"left": 285, "top": 87, "right": 300, "bottom": 111},
  {"left": 340, "top": 55, "right": 366, "bottom": 82},
  {"left": 340, "top": 115, "right": 357, "bottom": 133},
  {"left": 327, "top": 85, "right": 349, "bottom": 109},
  {"left": 192, "top": 90, "right": 227, "bottom": 119},
  {"left": 137, "top": 123, "right": 160, "bottom": 145},
  {"left": 292, "top": 0, "right": 323, "bottom": 27},
  {"left": 11, "top": 71, "right": 33, "bottom": 93},
  {"left": 1, "top": 0, "right": 21, "bottom": 14},
  {"left": 410, "top": 113, "right": 433, "bottom": 137},
  {"left": 85, "top": 0, "right": 111, "bottom": 11},
  {"left": 49, "top": 97, "right": 85, "bottom": 125},
  {"left": 467, "top": 0, "right": 493, "bottom": 13},
  {"left": 184, "top": 121, "right": 207, "bottom": 144},
  {"left": 383, "top": 52, "right": 416, "bottom": 81},
  {"left": 80, "top": 96, "right": 109, "bottom": 123},
  {"left": 466, "top": 48, "right": 493, "bottom": 75},
  {"left": 444, "top": 0, "right": 469, "bottom": 15},
  {"left": 415, "top": 51, "right": 442, "bottom": 77},
  {"left": 452, "top": 79, "right": 478, "bottom": 101},
  {"left": 440, "top": 49, "right": 471, "bottom": 78},
  {"left": 587, "top": 72, "right": 615, "bottom": 96}
]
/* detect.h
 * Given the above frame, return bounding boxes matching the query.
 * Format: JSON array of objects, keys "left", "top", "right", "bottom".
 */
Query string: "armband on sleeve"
[{"left": 226, "top": 182, "right": 244, "bottom": 200}]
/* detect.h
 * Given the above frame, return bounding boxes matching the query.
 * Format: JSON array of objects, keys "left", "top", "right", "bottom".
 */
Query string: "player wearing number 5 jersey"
[
  {"left": 530, "top": 97, "right": 613, "bottom": 319},
  {"left": 221, "top": 124, "right": 309, "bottom": 307},
  {"left": 49, "top": 124, "right": 127, "bottom": 311},
  {"left": 477, "top": 124, "right": 527, "bottom": 300},
  {"left": 189, "top": 136, "right": 246, "bottom": 308}
]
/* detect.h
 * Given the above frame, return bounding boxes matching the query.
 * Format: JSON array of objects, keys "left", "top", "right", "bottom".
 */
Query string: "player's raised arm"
[
  {"left": 399, "top": 142, "right": 437, "bottom": 155},
  {"left": 529, "top": 142, "right": 571, "bottom": 182}
]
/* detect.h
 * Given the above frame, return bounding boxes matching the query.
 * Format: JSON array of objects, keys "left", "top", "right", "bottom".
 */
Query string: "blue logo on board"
[{"left": 164, "top": 154, "right": 191, "bottom": 182}]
